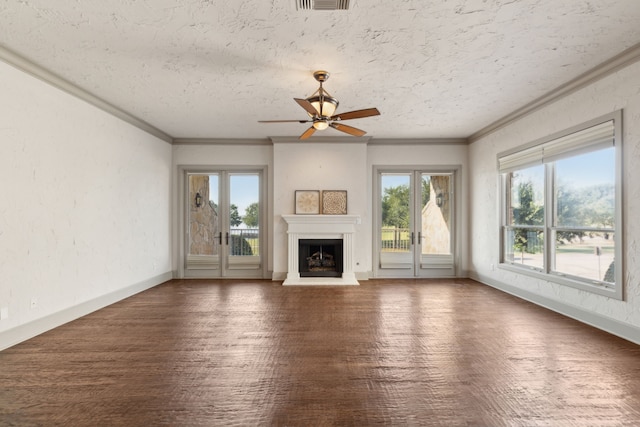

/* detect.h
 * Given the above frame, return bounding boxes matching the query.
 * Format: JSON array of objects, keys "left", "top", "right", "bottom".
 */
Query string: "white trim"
[
  {"left": 272, "top": 272, "right": 287, "bottom": 281},
  {"left": 173, "top": 138, "right": 271, "bottom": 146},
  {"left": 368, "top": 138, "right": 468, "bottom": 146},
  {"left": 0, "top": 272, "right": 172, "bottom": 351},
  {"left": 470, "top": 272, "right": 640, "bottom": 346},
  {"left": 172, "top": 137, "right": 470, "bottom": 146},
  {"left": 355, "top": 272, "right": 370, "bottom": 280},
  {"left": 0, "top": 45, "right": 173, "bottom": 144},
  {"left": 271, "top": 136, "right": 371, "bottom": 144},
  {"left": 186, "top": 254, "right": 220, "bottom": 270}
]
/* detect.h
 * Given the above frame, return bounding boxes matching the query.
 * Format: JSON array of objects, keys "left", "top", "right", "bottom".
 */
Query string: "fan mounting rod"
[{"left": 313, "top": 70, "right": 330, "bottom": 83}]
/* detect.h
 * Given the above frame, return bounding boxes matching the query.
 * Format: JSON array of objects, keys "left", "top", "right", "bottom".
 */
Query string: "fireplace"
[
  {"left": 281, "top": 214, "right": 359, "bottom": 285},
  {"left": 299, "top": 239, "right": 343, "bottom": 277}
]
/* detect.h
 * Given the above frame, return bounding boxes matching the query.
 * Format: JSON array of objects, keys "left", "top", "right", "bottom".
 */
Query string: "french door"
[
  {"left": 183, "top": 169, "right": 264, "bottom": 278},
  {"left": 375, "top": 168, "right": 456, "bottom": 278}
]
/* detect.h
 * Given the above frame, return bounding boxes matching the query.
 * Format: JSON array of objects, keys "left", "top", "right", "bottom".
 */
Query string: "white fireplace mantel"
[{"left": 282, "top": 214, "right": 360, "bottom": 285}]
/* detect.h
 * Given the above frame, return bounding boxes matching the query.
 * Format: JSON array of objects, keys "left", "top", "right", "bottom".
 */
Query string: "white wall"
[
  {"left": 0, "top": 61, "right": 173, "bottom": 350},
  {"left": 469, "top": 60, "right": 640, "bottom": 342},
  {"left": 272, "top": 140, "right": 369, "bottom": 278}
]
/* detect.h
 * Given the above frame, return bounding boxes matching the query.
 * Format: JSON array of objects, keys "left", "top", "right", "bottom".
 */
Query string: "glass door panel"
[
  {"left": 227, "top": 173, "right": 261, "bottom": 272},
  {"left": 418, "top": 174, "right": 454, "bottom": 276},
  {"left": 379, "top": 173, "right": 413, "bottom": 274},
  {"left": 186, "top": 173, "right": 221, "bottom": 274}
]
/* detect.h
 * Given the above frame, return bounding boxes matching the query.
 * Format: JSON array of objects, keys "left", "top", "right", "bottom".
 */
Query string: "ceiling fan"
[{"left": 259, "top": 70, "right": 380, "bottom": 139}]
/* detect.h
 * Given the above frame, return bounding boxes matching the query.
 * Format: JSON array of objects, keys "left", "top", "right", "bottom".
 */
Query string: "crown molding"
[
  {"left": 175, "top": 136, "right": 468, "bottom": 146},
  {"left": 368, "top": 138, "right": 468, "bottom": 145},
  {"left": 469, "top": 42, "right": 640, "bottom": 143},
  {"left": 0, "top": 44, "right": 173, "bottom": 144},
  {"left": 270, "top": 136, "right": 372, "bottom": 144},
  {"left": 172, "top": 138, "right": 271, "bottom": 146}
]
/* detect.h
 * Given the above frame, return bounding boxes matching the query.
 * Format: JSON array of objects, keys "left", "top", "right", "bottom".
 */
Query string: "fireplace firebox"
[{"left": 298, "top": 239, "right": 343, "bottom": 278}]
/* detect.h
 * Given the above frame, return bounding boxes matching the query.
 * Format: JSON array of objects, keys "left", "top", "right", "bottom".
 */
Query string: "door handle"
[
  {"left": 217, "top": 232, "right": 222, "bottom": 245},
  {"left": 418, "top": 232, "right": 422, "bottom": 241},
  {"left": 411, "top": 232, "right": 415, "bottom": 245},
  {"left": 225, "top": 232, "right": 229, "bottom": 245}
]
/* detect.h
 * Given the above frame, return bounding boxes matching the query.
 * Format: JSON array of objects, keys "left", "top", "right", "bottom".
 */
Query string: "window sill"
[{"left": 498, "top": 262, "right": 622, "bottom": 300}]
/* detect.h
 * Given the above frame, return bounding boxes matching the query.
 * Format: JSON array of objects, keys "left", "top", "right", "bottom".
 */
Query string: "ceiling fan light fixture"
[
  {"left": 306, "top": 95, "right": 339, "bottom": 117},
  {"left": 295, "top": 0, "right": 350, "bottom": 10},
  {"left": 312, "top": 120, "right": 329, "bottom": 130},
  {"left": 258, "top": 69, "right": 379, "bottom": 139}
]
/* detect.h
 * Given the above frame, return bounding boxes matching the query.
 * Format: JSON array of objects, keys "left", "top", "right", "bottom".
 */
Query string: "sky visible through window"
[
  {"left": 556, "top": 147, "right": 615, "bottom": 188},
  {"left": 208, "top": 174, "right": 259, "bottom": 226},
  {"left": 381, "top": 174, "right": 410, "bottom": 191}
]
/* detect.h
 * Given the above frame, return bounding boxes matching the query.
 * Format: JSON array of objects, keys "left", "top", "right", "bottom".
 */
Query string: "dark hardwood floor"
[{"left": 1, "top": 279, "right": 640, "bottom": 426}]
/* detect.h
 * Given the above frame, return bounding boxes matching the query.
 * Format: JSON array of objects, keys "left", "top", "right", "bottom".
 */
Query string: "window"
[
  {"left": 504, "top": 164, "right": 545, "bottom": 270},
  {"left": 499, "top": 111, "right": 622, "bottom": 299}
]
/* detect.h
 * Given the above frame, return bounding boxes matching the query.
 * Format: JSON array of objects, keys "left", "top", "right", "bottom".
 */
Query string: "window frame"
[{"left": 498, "top": 111, "right": 623, "bottom": 300}]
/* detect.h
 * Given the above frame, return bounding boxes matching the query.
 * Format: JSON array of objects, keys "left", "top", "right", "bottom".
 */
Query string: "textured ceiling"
[{"left": 1, "top": 0, "right": 640, "bottom": 140}]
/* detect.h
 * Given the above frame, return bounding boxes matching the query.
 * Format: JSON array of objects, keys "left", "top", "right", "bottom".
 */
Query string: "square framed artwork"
[
  {"left": 295, "top": 190, "right": 320, "bottom": 214},
  {"left": 321, "top": 190, "right": 347, "bottom": 215}
]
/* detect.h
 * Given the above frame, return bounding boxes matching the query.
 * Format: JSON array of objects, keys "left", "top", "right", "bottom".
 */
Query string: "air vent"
[{"left": 296, "top": 0, "right": 350, "bottom": 10}]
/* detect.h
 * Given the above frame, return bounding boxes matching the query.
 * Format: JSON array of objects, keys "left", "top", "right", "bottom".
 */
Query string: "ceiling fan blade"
[
  {"left": 331, "top": 108, "right": 380, "bottom": 121},
  {"left": 330, "top": 122, "right": 367, "bottom": 137},
  {"left": 298, "top": 126, "right": 316, "bottom": 139},
  {"left": 299, "top": 126, "right": 316, "bottom": 140},
  {"left": 294, "top": 98, "right": 319, "bottom": 116},
  {"left": 258, "top": 120, "right": 310, "bottom": 123}
]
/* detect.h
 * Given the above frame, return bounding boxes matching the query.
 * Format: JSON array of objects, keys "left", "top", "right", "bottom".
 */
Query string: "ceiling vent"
[{"left": 296, "top": 0, "right": 350, "bottom": 10}]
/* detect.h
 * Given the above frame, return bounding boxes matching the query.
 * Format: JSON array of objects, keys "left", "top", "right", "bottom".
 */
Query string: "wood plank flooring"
[{"left": 1, "top": 279, "right": 640, "bottom": 426}]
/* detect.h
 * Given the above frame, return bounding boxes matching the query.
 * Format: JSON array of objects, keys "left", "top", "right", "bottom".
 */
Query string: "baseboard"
[
  {"left": 0, "top": 272, "right": 173, "bottom": 351},
  {"left": 272, "top": 272, "right": 286, "bottom": 281},
  {"left": 470, "top": 272, "right": 640, "bottom": 345},
  {"left": 356, "top": 272, "right": 369, "bottom": 281}
]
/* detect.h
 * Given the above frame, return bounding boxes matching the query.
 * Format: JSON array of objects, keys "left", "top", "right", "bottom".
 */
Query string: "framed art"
[
  {"left": 295, "top": 190, "right": 320, "bottom": 214},
  {"left": 321, "top": 190, "right": 347, "bottom": 215}
]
